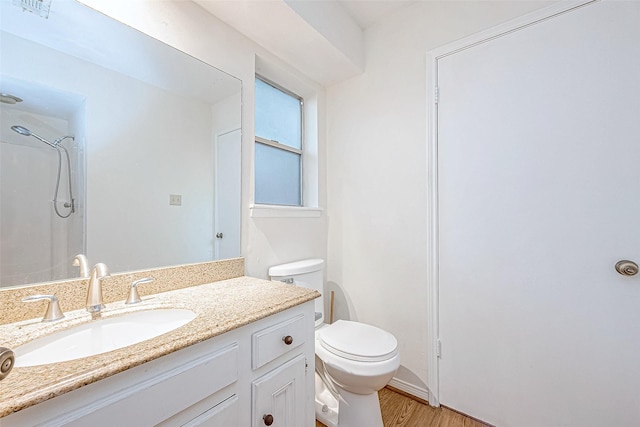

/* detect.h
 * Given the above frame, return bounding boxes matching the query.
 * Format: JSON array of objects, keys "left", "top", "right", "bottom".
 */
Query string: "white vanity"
[{"left": 0, "top": 275, "right": 318, "bottom": 427}]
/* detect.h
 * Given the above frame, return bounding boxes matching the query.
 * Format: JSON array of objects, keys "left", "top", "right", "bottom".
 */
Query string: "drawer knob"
[
  {"left": 263, "top": 413, "right": 274, "bottom": 426},
  {"left": 615, "top": 260, "right": 638, "bottom": 276},
  {"left": 282, "top": 335, "right": 293, "bottom": 345}
]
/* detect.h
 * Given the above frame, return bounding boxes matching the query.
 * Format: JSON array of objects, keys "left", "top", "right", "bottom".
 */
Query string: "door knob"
[
  {"left": 216, "top": 232, "right": 223, "bottom": 239},
  {"left": 615, "top": 260, "right": 638, "bottom": 276}
]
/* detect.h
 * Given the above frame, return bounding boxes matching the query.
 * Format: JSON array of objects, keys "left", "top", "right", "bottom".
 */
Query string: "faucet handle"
[
  {"left": 126, "top": 278, "right": 154, "bottom": 304},
  {"left": 22, "top": 295, "right": 65, "bottom": 322}
]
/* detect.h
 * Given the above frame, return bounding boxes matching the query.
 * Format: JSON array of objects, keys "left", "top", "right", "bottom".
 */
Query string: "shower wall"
[{"left": 0, "top": 108, "right": 84, "bottom": 286}]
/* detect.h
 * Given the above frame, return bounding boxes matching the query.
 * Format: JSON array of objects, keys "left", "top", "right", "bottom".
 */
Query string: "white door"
[
  {"left": 214, "top": 129, "right": 241, "bottom": 260},
  {"left": 436, "top": 1, "right": 640, "bottom": 426}
]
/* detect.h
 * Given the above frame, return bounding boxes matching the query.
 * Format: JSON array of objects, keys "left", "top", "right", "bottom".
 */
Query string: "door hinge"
[
  {"left": 305, "top": 357, "right": 309, "bottom": 373},
  {"left": 434, "top": 86, "right": 440, "bottom": 104},
  {"left": 436, "top": 339, "right": 442, "bottom": 358}
]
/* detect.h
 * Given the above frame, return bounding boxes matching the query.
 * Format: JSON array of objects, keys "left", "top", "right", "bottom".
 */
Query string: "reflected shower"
[
  {"left": 10, "top": 125, "right": 76, "bottom": 218},
  {"left": 11, "top": 125, "right": 74, "bottom": 147}
]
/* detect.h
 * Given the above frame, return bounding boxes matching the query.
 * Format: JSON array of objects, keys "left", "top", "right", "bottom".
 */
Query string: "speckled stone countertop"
[{"left": 0, "top": 276, "right": 319, "bottom": 418}]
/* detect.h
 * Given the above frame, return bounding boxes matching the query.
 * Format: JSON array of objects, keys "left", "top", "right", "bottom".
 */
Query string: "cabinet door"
[{"left": 252, "top": 355, "right": 306, "bottom": 427}]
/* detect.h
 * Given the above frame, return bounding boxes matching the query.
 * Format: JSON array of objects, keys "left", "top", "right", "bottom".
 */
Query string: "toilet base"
[
  {"left": 315, "top": 372, "right": 339, "bottom": 427},
  {"left": 315, "top": 373, "right": 383, "bottom": 427},
  {"left": 335, "top": 389, "right": 383, "bottom": 427}
]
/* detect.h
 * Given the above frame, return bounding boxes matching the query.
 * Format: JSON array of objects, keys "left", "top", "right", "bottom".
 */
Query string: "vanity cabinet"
[
  {"left": 1, "top": 301, "right": 315, "bottom": 427},
  {"left": 251, "top": 313, "right": 308, "bottom": 427}
]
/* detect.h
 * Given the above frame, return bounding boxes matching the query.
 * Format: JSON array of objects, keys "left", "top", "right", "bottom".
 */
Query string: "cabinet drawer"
[
  {"left": 182, "top": 394, "right": 238, "bottom": 427},
  {"left": 252, "top": 314, "right": 305, "bottom": 369},
  {"left": 156, "top": 387, "right": 237, "bottom": 427},
  {"left": 59, "top": 343, "right": 239, "bottom": 427}
]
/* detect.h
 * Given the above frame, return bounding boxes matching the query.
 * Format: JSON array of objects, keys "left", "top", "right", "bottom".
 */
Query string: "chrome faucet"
[
  {"left": 72, "top": 254, "right": 90, "bottom": 278},
  {"left": 86, "top": 263, "right": 109, "bottom": 314}
]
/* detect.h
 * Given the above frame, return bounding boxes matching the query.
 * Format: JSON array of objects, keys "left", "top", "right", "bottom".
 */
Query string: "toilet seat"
[{"left": 319, "top": 320, "right": 398, "bottom": 362}]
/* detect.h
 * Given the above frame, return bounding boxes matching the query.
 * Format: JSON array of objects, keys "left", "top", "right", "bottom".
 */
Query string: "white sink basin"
[{"left": 14, "top": 308, "right": 196, "bottom": 367}]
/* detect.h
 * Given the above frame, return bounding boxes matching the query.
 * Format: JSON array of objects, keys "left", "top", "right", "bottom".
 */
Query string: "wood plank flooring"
[{"left": 315, "top": 387, "right": 489, "bottom": 427}]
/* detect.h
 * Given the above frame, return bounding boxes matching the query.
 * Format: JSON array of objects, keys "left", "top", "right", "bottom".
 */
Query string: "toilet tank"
[{"left": 269, "top": 259, "right": 325, "bottom": 326}]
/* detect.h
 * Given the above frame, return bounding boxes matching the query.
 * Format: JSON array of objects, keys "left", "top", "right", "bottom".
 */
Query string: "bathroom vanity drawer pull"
[
  {"left": 263, "top": 414, "right": 274, "bottom": 426},
  {"left": 0, "top": 347, "right": 14, "bottom": 380},
  {"left": 282, "top": 335, "right": 293, "bottom": 345},
  {"left": 615, "top": 260, "right": 638, "bottom": 276}
]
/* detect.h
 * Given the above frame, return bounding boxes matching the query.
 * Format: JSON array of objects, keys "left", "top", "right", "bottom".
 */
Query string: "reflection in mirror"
[{"left": 0, "top": 1, "right": 242, "bottom": 288}]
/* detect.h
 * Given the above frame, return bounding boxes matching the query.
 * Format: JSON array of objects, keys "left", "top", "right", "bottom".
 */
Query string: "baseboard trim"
[
  {"left": 441, "top": 405, "right": 496, "bottom": 427},
  {"left": 386, "top": 377, "right": 431, "bottom": 405}
]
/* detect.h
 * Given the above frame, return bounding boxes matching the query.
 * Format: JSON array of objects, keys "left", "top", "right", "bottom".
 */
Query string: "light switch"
[{"left": 169, "top": 194, "right": 182, "bottom": 206}]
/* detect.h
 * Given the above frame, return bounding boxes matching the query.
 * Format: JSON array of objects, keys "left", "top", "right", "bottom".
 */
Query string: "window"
[{"left": 254, "top": 76, "right": 303, "bottom": 206}]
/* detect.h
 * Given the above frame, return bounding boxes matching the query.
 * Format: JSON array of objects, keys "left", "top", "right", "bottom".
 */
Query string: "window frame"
[{"left": 254, "top": 74, "right": 305, "bottom": 206}]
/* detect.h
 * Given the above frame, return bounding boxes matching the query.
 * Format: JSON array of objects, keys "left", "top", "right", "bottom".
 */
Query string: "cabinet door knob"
[
  {"left": 615, "top": 260, "right": 638, "bottom": 276},
  {"left": 263, "top": 413, "right": 274, "bottom": 426},
  {"left": 282, "top": 335, "right": 293, "bottom": 345}
]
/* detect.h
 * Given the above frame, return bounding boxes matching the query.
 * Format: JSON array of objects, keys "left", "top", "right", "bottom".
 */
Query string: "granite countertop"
[{"left": 0, "top": 276, "right": 319, "bottom": 418}]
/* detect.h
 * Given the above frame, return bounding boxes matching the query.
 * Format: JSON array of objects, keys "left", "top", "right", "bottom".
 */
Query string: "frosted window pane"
[
  {"left": 255, "top": 78, "right": 301, "bottom": 150},
  {"left": 255, "top": 143, "right": 301, "bottom": 206}
]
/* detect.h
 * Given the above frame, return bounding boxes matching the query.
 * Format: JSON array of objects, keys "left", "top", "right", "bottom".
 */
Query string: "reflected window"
[{"left": 254, "top": 76, "right": 303, "bottom": 206}]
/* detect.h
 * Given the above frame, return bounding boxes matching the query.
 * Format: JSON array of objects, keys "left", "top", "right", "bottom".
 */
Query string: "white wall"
[
  {"left": 212, "top": 94, "right": 241, "bottom": 137},
  {"left": 326, "top": 0, "right": 553, "bottom": 394},
  {"left": 78, "top": 0, "right": 328, "bottom": 278},
  {"left": 87, "top": 72, "right": 216, "bottom": 270}
]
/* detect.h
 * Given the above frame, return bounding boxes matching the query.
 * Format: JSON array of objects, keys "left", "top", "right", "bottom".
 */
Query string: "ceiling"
[
  {"left": 338, "top": 0, "right": 417, "bottom": 29},
  {"left": 195, "top": 0, "right": 418, "bottom": 86}
]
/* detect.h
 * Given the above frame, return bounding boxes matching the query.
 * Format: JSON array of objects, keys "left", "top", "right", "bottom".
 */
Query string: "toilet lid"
[{"left": 319, "top": 320, "right": 398, "bottom": 362}]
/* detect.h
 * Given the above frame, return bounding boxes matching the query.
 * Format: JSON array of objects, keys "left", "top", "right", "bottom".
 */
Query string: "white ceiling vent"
[{"left": 13, "top": 0, "right": 51, "bottom": 18}]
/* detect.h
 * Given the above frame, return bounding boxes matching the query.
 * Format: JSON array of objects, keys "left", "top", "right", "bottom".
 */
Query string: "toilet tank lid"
[{"left": 268, "top": 259, "right": 324, "bottom": 276}]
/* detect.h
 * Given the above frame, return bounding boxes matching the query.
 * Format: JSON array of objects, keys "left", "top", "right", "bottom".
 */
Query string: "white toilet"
[{"left": 269, "top": 259, "right": 400, "bottom": 427}]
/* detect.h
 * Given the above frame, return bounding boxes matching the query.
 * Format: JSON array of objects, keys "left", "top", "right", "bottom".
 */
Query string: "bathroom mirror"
[{"left": 0, "top": 1, "right": 242, "bottom": 287}]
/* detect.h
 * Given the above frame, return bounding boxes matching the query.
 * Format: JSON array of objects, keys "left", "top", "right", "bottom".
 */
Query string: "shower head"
[
  {"left": 11, "top": 125, "right": 59, "bottom": 148},
  {"left": 10, "top": 125, "right": 31, "bottom": 136}
]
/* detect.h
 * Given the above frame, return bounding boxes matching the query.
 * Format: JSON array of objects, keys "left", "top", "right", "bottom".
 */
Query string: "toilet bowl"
[
  {"left": 269, "top": 259, "right": 400, "bottom": 427},
  {"left": 315, "top": 320, "right": 400, "bottom": 427}
]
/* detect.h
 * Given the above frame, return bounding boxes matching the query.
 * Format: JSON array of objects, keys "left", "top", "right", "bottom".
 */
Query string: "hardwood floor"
[{"left": 315, "top": 387, "right": 489, "bottom": 427}]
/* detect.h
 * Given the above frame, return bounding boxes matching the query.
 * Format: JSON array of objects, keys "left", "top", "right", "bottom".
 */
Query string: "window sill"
[{"left": 249, "top": 204, "right": 323, "bottom": 218}]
